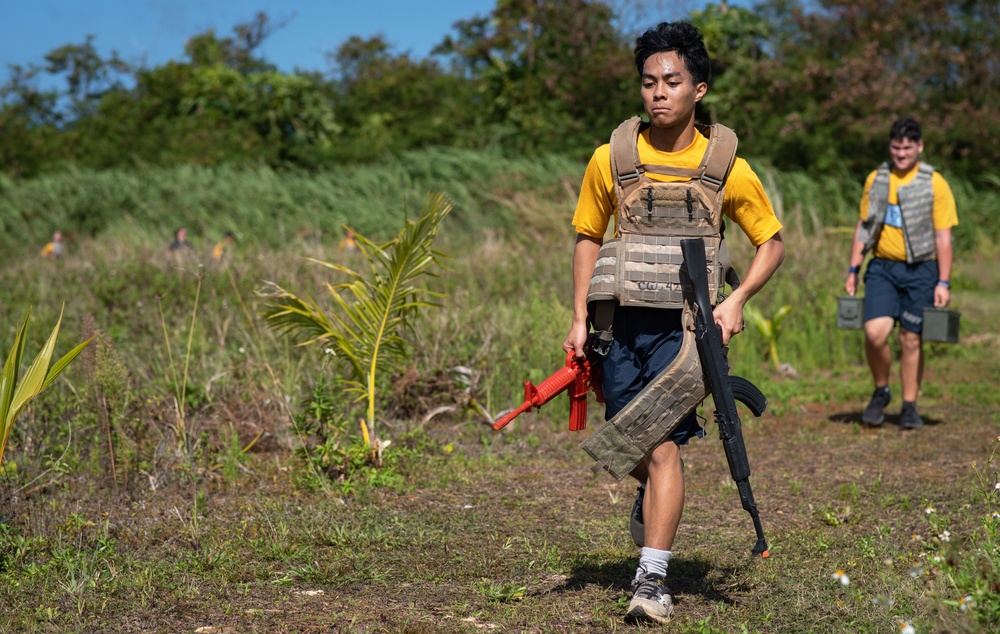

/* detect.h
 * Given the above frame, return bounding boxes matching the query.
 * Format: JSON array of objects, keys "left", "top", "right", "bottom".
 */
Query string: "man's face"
[
  {"left": 640, "top": 51, "right": 707, "bottom": 130},
  {"left": 889, "top": 137, "right": 923, "bottom": 172}
]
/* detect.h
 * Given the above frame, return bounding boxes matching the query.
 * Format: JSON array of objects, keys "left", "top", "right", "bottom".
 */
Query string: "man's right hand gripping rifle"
[{"left": 491, "top": 336, "right": 605, "bottom": 432}]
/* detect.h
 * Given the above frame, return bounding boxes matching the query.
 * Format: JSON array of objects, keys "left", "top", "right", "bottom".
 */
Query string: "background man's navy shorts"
[
  {"left": 600, "top": 306, "right": 704, "bottom": 445},
  {"left": 863, "top": 258, "right": 939, "bottom": 334}
]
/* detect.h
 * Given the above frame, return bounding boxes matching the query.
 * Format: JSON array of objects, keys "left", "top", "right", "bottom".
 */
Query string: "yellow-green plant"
[
  {"left": 743, "top": 303, "right": 793, "bottom": 371},
  {"left": 0, "top": 307, "right": 93, "bottom": 469},
  {"left": 258, "top": 193, "right": 452, "bottom": 464}
]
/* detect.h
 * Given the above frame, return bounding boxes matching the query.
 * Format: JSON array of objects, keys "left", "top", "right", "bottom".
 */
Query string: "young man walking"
[
  {"left": 562, "top": 21, "right": 784, "bottom": 624},
  {"left": 845, "top": 117, "right": 958, "bottom": 429}
]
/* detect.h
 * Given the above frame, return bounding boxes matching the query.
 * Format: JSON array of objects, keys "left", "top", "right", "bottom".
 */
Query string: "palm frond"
[
  {"left": 1, "top": 306, "right": 92, "bottom": 468},
  {"left": 258, "top": 193, "right": 452, "bottom": 449}
]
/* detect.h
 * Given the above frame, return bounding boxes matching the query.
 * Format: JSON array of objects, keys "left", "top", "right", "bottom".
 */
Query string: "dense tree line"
[{"left": 2, "top": 1, "right": 998, "bottom": 180}]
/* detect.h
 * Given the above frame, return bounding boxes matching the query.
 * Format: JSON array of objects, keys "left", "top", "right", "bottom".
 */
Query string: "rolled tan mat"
[{"left": 581, "top": 322, "right": 707, "bottom": 480}]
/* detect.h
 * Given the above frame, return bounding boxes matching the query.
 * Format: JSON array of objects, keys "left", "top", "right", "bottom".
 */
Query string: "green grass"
[{"left": 1, "top": 152, "right": 998, "bottom": 632}]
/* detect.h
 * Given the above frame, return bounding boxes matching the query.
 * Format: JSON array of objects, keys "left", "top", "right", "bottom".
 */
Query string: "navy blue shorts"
[
  {"left": 600, "top": 306, "right": 704, "bottom": 445},
  {"left": 863, "top": 258, "right": 938, "bottom": 334}
]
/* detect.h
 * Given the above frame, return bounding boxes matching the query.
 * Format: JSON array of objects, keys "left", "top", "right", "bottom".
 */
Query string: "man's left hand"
[{"left": 934, "top": 285, "right": 950, "bottom": 308}]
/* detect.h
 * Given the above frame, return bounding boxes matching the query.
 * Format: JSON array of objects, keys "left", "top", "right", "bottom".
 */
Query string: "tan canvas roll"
[{"left": 581, "top": 308, "right": 707, "bottom": 480}]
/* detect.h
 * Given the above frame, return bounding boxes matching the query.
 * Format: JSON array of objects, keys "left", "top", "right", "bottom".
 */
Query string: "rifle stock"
[{"left": 681, "top": 238, "right": 770, "bottom": 558}]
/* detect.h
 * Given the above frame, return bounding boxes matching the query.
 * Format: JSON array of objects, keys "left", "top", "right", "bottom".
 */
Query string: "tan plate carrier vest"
[{"left": 581, "top": 117, "right": 740, "bottom": 481}]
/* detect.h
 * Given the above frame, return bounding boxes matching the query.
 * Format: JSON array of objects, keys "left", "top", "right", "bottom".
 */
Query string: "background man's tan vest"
[
  {"left": 586, "top": 117, "right": 739, "bottom": 312},
  {"left": 861, "top": 161, "right": 937, "bottom": 263}
]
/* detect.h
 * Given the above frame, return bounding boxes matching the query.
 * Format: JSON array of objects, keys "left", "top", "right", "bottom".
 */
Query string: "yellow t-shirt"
[
  {"left": 859, "top": 163, "right": 958, "bottom": 262},
  {"left": 572, "top": 127, "right": 783, "bottom": 247}
]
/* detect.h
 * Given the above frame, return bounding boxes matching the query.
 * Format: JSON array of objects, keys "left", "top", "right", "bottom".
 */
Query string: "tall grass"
[
  {"left": 0, "top": 149, "right": 584, "bottom": 263},
  {"left": 1, "top": 149, "right": 996, "bottom": 483}
]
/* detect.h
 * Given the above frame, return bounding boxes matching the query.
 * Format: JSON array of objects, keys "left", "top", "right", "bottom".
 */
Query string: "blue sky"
[{"left": 1, "top": 1, "right": 711, "bottom": 76}]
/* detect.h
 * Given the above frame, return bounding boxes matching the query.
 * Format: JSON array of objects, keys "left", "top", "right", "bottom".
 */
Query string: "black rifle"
[{"left": 681, "top": 238, "right": 770, "bottom": 558}]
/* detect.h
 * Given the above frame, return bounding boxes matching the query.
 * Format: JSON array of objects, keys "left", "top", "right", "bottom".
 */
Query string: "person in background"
[
  {"left": 213, "top": 231, "right": 236, "bottom": 261},
  {"left": 338, "top": 228, "right": 358, "bottom": 252},
  {"left": 845, "top": 117, "right": 958, "bottom": 430},
  {"left": 169, "top": 227, "right": 192, "bottom": 251},
  {"left": 41, "top": 230, "right": 65, "bottom": 259}
]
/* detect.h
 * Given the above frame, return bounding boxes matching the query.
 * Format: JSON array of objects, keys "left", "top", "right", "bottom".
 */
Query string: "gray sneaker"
[
  {"left": 626, "top": 572, "right": 673, "bottom": 624},
  {"left": 862, "top": 387, "right": 892, "bottom": 425},
  {"left": 629, "top": 485, "right": 645, "bottom": 547},
  {"left": 900, "top": 403, "right": 924, "bottom": 430}
]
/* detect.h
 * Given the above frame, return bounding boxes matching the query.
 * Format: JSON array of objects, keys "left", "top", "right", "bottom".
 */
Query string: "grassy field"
[{"left": 1, "top": 155, "right": 999, "bottom": 633}]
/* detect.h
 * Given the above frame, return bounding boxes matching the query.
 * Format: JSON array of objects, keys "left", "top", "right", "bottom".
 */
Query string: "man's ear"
[{"left": 694, "top": 82, "right": 708, "bottom": 102}]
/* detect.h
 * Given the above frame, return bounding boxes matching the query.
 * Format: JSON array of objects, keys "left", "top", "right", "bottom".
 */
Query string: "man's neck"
[{"left": 647, "top": 118, "right": 697, "bottom": 152}]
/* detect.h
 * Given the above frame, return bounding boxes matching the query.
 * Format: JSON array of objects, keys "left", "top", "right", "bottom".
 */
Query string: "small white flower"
[
  {"left": 959, "top": 595, "right": 974, "bottom": 611},
  {"left": 831, "top": 569, "right": 849, "bottom": 586},
  {"left": 911, "top": 533, "right": 922, "bottom": 541},
  {"left": 932, "top": 554, "right": 943, "bottom": 563},
  {"left": 961, "top": 503, "right": 970, "bottom": 510},
  {"left": 238, "top": 347, "right": 245, "bottom": 354},
  {"left": 925, "top": 506, "right": 936, "bottom": 514},
  {"left": 992, "top": 511, "right": 1000, "bottom": 520},
  {"left": 994, "top": 482, "right": 1000, "bottom": 490},
  {"left": 938, "top": 530, "right": 951, "bottom": 543},
  {"left": 898, "top": 621, "right": 915, "bottom": 634},
  {"left": 324, "top": 347, "right": 337, "bottom": 355}
]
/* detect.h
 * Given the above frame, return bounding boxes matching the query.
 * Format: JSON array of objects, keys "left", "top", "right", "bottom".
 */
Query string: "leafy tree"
[
  {"left": 702, "top": 0, "right": 1000, "bottom": 175},
  {"left": 184, "top": 11, "right": 284, "bottom": 73},
  {"left": 43, "top": 35, "right": 131, "bottom": 119},
  {"left": 435, "top": 0, "right": 637, "bottom": 154},
  {"left": 327, "top": 35, "right": 468, "bottom": 159}
]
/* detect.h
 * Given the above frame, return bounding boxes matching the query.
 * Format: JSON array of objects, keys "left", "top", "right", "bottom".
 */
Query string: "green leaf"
[
  {"left": 258, "top": 192, "right": 452, "bottom": 450},
  {"left": 0, "top": 306, "right": 91, "bottom": 468},
  {"left": 7, "top": 307, "right": 66, "bottom": 428},
  {"left": 0, "top": 310, "right": 31, "bottom": 427}
]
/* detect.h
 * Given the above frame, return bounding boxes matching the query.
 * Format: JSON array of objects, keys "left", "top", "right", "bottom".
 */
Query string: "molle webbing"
[
  {"left": 591, "top": 117, "right": 737, "bottom": 310},
  {"left": 863, "top": 162, "right": 937, "bottom": 263},
  {"left": 898, "top": 163, "right": 936, "bottom": 262},
  {"left": 581, "top": 308, "right": 707, "bottom": 480},
  {"left": 588, "top": 235, "right": 723, "bottom": 308}
]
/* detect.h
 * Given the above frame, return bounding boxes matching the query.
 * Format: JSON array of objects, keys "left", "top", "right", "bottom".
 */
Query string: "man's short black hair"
[
  {"left": 634, "top": 21, "right": 711, "bottom": 86},
  {"left": 890, "top": 117, "right": 922, "bottom": 143}
]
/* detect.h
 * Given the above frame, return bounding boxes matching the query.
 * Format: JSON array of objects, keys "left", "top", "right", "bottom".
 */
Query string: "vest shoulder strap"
[
  {"left": 696, "top": 123, "right": 738, "bottom": 193},
  {"left": 610, "top": 116, "right": 645, "bottom": 190},
  {"left": 610, "top": 120, "right": 739, "bottom": 193}
]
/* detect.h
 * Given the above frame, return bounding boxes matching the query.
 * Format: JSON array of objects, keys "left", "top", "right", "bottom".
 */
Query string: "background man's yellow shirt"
[
  {"left": 572, "top": 127, "right": 783, "bottom": 247},
  {"left": 859, "top": 163, "right": 958, "bottom": 262}
]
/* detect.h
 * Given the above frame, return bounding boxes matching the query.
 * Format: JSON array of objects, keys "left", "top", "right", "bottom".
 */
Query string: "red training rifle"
[{"left": 492, "top": 351, "right": 603, "bottom": 432}]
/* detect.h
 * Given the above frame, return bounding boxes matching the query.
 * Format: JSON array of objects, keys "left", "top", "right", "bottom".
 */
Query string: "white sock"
[{"left": 636, "top": 547, "right": 672, "bottom": 579}]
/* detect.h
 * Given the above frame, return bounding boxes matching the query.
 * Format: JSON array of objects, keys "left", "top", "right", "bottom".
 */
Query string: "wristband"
[
  {"left": 848, "top": 265, "right": 860, "bottom": 275},
  {"left": 938, "top": 280, "right": 950, "bottom": 289}
]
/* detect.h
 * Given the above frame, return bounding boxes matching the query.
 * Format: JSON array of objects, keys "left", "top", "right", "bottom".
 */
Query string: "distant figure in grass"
[
  {"left": 169, "top": 227, "right": 192, "bottom": 252},
  {"left": 845, "top": 117, "right": 958, "bottom": 430},
  {"left": 40, "top": 230, "right": 65, "bottom": 259},
  {"left": 338, "top": 228, "right": 358, "bottom": 252},
  {"left": 562, "top": 21, "right": 784, "bottom": 625},
  {"left": 212, "top": 231, "right": 236, "bottom": 261}
]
